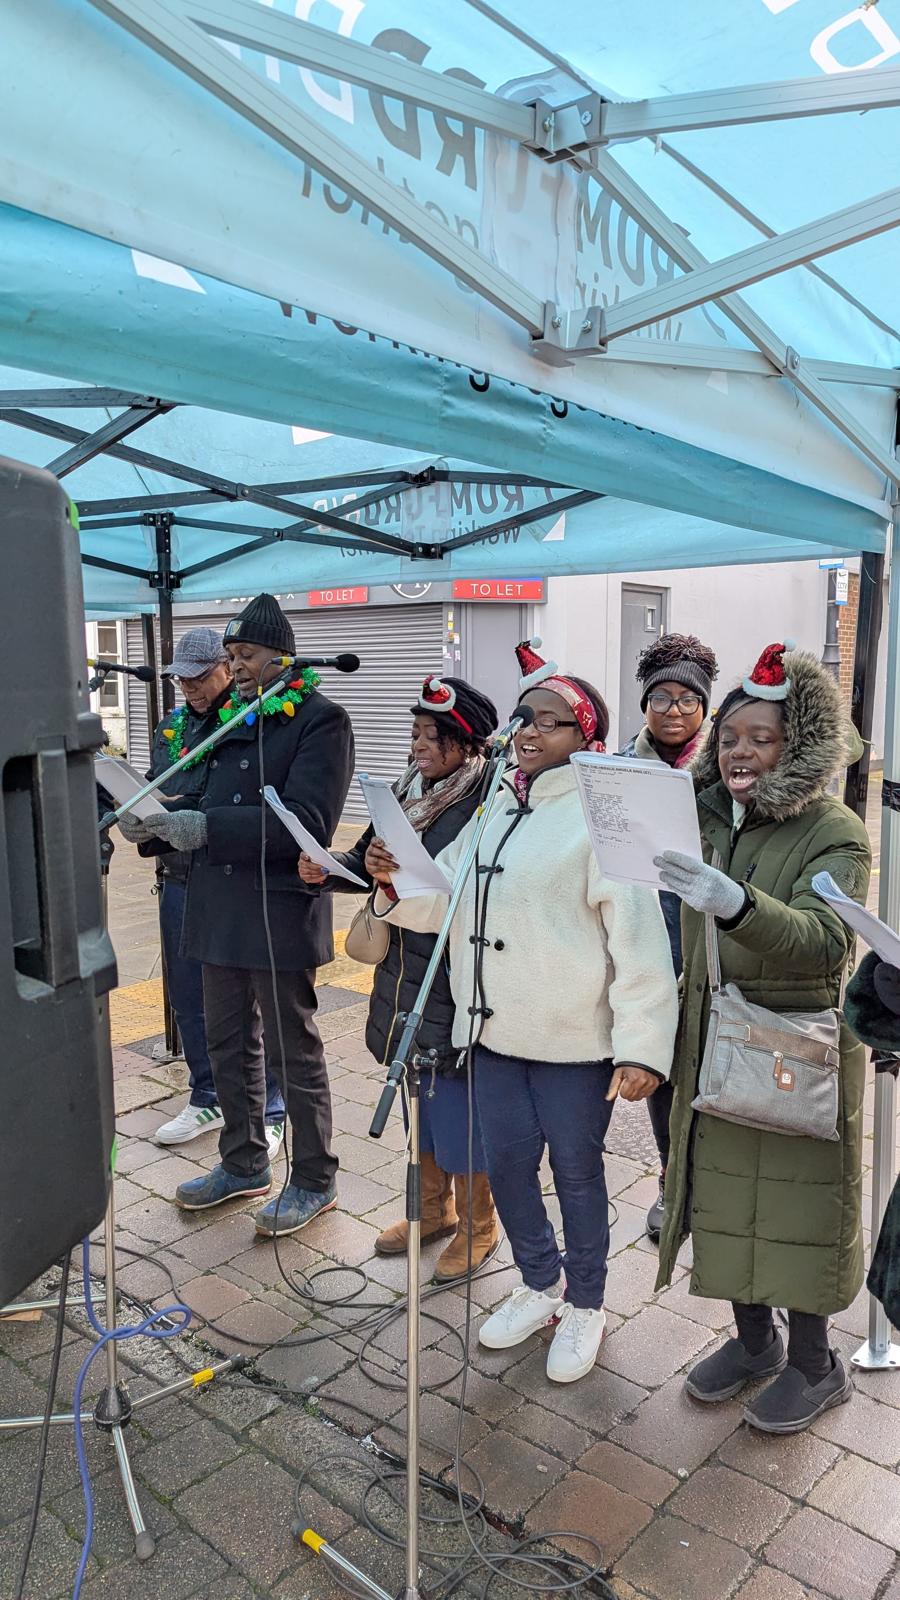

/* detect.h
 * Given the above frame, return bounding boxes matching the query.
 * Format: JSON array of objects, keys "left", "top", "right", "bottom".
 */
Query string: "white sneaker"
[
  {"left": 266, "top": 1120, "right": 285, "bottom": 1162},
  {"left": 155, "top": 1104, "right": 224, "bottom": 1146},
  {"left": 546, "top": 1304, "right": 606, "bottom": 1384},
  {"left": 478, "top": 1284, "right": 564, "bottom": 1350}
]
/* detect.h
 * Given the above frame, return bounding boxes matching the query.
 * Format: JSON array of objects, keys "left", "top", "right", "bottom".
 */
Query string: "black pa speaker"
[{"left": 0, "top": 456, "right": 116, "bottom": 1305}]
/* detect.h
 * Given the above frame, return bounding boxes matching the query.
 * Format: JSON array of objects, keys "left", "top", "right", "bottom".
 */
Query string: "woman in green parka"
[{"left": 654, "top": 641, "right": 872, "bottom": 1436}]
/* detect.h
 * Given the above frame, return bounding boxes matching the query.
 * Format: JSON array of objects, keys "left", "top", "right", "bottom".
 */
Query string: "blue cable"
[{"left": 71, "top": 1238, "right": 191, "bottom": 1598}]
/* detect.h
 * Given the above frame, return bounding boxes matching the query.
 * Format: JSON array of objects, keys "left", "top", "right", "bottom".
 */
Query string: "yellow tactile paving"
[
  {"left": 109, "top": 978, "right": 166, "bottom": 1046},
  {"left": 109, "top": 925, "right": 373, "bottom": 1046},
  {"left": 319, "top": 929, "right": 376, "bottom": 996}
]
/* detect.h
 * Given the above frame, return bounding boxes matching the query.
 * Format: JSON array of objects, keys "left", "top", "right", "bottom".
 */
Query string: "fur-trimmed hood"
[{"left": 691, "top": 650, "right": 852, "bottom": 822}]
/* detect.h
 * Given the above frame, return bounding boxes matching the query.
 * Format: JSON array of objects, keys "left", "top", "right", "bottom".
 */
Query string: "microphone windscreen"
[
  {"left": 516, "top": 703, "right": 536, "bottom": 727},
  {"left": 335, "top": 654, "right": 361, "bottom": 674},
  {"left": 134, "top": 665, "right": 157, "bottom": 683}
]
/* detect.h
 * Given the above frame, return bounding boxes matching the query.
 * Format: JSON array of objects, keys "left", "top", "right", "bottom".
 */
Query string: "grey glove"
[
  {"left": 117, "top": 811, "right": 156, "bottom": 845},
  {"left": 654, "top": 851, "right": 747, "bottom": 920},
  {"left": 142, "top": 810, "right": 208, "bottom": 852}
]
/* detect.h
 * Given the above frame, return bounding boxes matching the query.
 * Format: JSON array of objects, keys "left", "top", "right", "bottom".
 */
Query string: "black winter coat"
[
  {"left": 329, "top": 785, "right": 481, "bottom": 1077},
  {"left": 179, "top": 690, "right": 354, "bottom": 971}
]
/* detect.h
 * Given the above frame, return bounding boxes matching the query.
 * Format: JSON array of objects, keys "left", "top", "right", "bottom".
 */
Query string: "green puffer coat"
[{"left": 656, "top": 660, "right": 872, "bottom": 1316}]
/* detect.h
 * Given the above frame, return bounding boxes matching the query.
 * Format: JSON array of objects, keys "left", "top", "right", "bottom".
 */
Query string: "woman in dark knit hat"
[
  {"left": 619, "top": 634, "right": 719, "bottom": 1240},
  {"left": 300, "top": 675, "right": 501, "bottom": 1282}
]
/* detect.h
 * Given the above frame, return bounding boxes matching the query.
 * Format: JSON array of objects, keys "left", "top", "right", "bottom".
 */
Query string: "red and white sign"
[
  {"left": 306, "top": 586, "right": 369, "bottom": 608},
  {"left": 452, "top": 579, "right": 544, "bottom": 602}
]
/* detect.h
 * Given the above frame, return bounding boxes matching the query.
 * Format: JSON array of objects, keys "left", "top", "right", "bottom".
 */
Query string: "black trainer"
[
  {"left": 685, "top": 1332, "right": 787, "bottom": 1403},
  {"left": 646, "top": 1173, "right": 666, "bottom": 1241},
  {"left": 743, "top": 1353, "right": 852, "bottom": 1434}
]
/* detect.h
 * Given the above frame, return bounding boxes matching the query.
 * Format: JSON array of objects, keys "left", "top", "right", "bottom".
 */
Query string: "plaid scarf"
[{"left": 395, "top": 755, "right": 485, "bottom": 834}]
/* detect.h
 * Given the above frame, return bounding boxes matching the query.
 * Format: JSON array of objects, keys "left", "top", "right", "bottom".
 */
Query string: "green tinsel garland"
[{"left": 163, "top": 669, "right": 320, "bottom": 769}]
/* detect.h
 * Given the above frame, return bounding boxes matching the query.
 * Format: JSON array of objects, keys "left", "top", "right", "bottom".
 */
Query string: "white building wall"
[{"left": 538, "top": 560, "right": 837, "bottom": 752}]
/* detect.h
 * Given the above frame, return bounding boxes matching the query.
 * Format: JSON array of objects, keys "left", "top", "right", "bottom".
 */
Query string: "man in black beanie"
[{"left": 131, "top": 593, "right": 354, "bottom": 1236}]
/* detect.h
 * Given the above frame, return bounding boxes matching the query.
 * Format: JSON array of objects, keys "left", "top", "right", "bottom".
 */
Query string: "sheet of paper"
[
  {"left": 263, "top": 786, "right": 367, "bottom": 887},
  {"left": 571, "top": 752, "right": 703, "bottom": 888},
  {"left": 95, "top": 755, "right": 170, "bottom": 823},
  {"left": 812, "top": 870, "right": 900, "bottom": 966},
  {"left": 356, "top": 773, "right": 452, "bottom": 899}
]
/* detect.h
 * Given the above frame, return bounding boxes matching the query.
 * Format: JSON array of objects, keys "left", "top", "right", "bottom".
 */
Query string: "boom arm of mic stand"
[
  {"left": 96, "top": 669, "right": 298, "bottom": 832},
  {"left": 369, "top": 750, "right": 512, "bottom": 1139}
]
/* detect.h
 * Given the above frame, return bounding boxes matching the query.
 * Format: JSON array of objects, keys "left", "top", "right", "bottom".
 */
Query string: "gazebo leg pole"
[{"left": 854, "top": 507, "right": 900, "bottom": 1372}]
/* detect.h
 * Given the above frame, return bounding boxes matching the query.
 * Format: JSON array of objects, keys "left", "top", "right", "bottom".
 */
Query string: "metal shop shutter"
[
  {"left": 285, "top": 605, "right": 447, "bottom": 820},
  {"left": 123, "top": 617, "right": 155, "bottom": 773}
]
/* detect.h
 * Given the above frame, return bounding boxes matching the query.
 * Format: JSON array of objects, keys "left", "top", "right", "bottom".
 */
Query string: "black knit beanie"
[
  {"left": 224, "top": 593, "right": 295, "bottom": 654},
  {"left": 636, "top": 634, "right": 719, "bottom": 716}
]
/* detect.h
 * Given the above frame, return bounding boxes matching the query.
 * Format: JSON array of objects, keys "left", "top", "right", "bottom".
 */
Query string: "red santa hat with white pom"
[
  {"left": 514, "top": 637, "right": 605, "bottom": 750},
  {"left": 515, "top": 636, "right": 559, "bottom": 692},
  {"left": 742, "top": 640, "right": 795, "bottom": 701}
]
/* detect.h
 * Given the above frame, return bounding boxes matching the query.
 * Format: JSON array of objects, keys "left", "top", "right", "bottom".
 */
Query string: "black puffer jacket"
[{"left": 330, "top": 785, "right": 482, "bottom": 1078}]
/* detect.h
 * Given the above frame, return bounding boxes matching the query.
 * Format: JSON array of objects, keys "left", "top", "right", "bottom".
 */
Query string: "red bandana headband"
[
  {"left": 514, "top": 639, "right": 605, "bottom": 751},
  {"left": 418, "top": 676, "right": 474, "bottom": 736}
]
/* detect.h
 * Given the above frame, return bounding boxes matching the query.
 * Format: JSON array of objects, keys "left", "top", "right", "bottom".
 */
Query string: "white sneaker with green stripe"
[
  {"left": 266, "top": 1120, "right": 285, "bottom": 1162},
  {"left": 155, "top": 1103, "right": 225, "bottom": 1145}
]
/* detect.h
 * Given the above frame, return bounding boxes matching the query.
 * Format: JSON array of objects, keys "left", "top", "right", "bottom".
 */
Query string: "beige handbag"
[
  {"left": 344, "top": 894, "right": 391, "bottom": 966},
  {"left": 691, "top": 854, "right": 841, "bottom": 1142}
]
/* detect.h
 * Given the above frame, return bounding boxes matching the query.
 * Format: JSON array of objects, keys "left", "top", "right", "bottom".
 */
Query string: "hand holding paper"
[
  {"left": 95, "top": 754, "right": 171, "bottom": 824},
  {"left": 264, "top": 787, "right": 367, "bottom": 887},
  {"left": 655, "top": 853, "right": 746, "bottom": 919},
  {"left": 356, "top": 774, "right": 451, "bottom": 899},
  {"left": 571, "top": 753, "right": 703, "bottom": 888}
]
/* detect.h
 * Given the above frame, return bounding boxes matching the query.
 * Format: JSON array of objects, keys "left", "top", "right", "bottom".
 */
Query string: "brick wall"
[{"left": 837, "top": 571, "right": 860, "bottom": 710}]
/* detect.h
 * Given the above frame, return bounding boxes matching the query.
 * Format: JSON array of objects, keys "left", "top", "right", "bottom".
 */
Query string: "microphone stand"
[
  {"left": 96, "top": 665, "right": 301, "bottom": 830},
  {"left": 300, "top": 742, "right": 516, "bottom": 1600}
]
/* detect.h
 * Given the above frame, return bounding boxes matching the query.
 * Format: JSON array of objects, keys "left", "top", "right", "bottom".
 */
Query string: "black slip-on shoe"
[
  {"left": 743, "top": 1353, "right": 852, "bottom": 1434},
  {"left": 685, "top": 1333, "right": 787, "bottom": 1403}
]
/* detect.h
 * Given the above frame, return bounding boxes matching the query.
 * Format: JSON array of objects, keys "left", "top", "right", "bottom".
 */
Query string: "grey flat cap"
[{"left": 161, "top": 627, "right": 228, "bottom": 678}]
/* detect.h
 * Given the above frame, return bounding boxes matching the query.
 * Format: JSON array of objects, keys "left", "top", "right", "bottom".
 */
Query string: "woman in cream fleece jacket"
[{"left": 372, "top": 655, "right": 678, "bottom": 1385}]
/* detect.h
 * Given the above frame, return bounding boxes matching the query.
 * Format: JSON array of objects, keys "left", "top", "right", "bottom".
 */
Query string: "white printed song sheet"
[
  {"left": 95, "top": 755, "right": 170, "bottom": 823},
  {"left": 571, "top": 753, "right": 703, "bottom": 888},
  {"left": 263, "top": 786, "right": 367, "bottom": 886},
  {"left": 356, "top": 774, "right": 452, "bottom": 899},
  {"left": 812, "top": 871, "right": 900, "bottom": 966}
]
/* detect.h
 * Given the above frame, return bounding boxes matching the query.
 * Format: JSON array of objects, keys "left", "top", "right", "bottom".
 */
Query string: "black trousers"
[
  {"left": 733, "top": 1301, "right": 832, "bottom": 1384},
  {"left": 647, "top": 1077, "right": 674, "bottom": 1169},
  {"left": 202, "top": 964, "right": 337, "bottom": 1191}
]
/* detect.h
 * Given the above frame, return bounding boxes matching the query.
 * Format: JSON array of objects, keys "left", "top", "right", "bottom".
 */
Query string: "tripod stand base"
[{"left": 302, "top": 1528, "right": 398, "bottom": 1600}]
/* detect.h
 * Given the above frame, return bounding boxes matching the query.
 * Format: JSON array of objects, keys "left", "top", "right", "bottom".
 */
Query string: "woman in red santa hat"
[
  {"left": 370, "top": 640, "right": 678, "bottom": 1385},
  {"left": 655, "top": 641, "right": 872, "bottom": 1434}
]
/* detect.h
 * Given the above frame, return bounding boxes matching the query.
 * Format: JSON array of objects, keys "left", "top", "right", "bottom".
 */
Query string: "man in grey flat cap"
[{"left": 119, "top": 628, "right": 286, "bottom": 1155}]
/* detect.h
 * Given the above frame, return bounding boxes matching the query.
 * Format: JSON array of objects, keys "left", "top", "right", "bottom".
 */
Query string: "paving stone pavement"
[{"left": 3, "top": 842, "right": 900, "bottom": 1600}]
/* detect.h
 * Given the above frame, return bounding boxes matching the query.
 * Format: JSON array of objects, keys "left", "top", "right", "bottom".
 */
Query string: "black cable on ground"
[{"left": 13, "top": 1251, "right": 72, "bottom": 1600}]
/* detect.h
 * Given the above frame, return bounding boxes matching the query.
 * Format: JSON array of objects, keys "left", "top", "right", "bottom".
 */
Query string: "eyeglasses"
[
  {"left": 647, "top": 691, "right": 702, "bottom": 715},
  {"left": 520, "top": 714, "right": 580, "bottom": 734}
]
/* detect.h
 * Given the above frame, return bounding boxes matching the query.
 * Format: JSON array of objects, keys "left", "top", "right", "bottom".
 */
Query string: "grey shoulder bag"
[{"left": 691, "top": 853, "right": 841, "bottom": 1142}]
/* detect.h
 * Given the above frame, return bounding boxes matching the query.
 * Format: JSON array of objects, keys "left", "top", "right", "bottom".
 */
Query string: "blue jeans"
[
  {"left": 474, "top": 1047, "right": 615, "bottom": 1309},
  {"left": 159, "top": 878, "right": 285, "bottom": 1120},
  {"left": 420, "top": 1071, "right": 486, "bottom": 1174}
]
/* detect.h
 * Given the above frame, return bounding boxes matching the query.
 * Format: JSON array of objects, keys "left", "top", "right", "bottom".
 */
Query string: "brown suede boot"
[
  {"left": 432, "top": 1173, "right": 500, "bottom": 1283},
  {"left": 374, "top": 1151, "right": 456, "bottom": 1255}
]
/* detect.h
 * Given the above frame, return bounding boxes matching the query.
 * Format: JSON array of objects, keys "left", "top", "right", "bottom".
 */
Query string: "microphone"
[
  {"left": 490, "top": 704, "right": 536, "bottom": 754},
  {"left": 89, "top": 659, "right": 156, "bottom": 683},
  {"left": 270, "top": 653, "right": 361, "bottom": 674}
]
